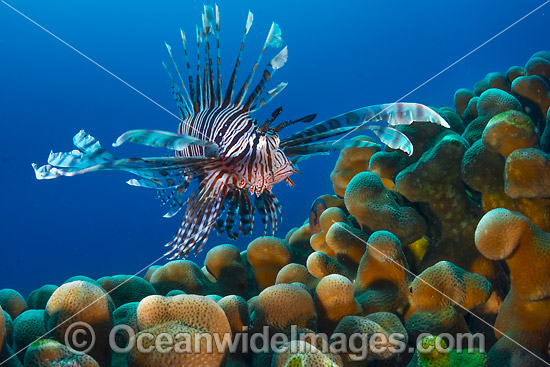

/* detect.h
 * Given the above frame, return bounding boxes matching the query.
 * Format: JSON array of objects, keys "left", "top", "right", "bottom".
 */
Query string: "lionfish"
[{"left": 33, "top": 5, "right": 449, "bottom": 259}]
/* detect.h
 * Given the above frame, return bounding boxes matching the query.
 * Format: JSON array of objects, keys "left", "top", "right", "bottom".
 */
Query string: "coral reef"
[
  {"left": 26, "top": 285, "right": 57, "bottom": 310},
  {"left": 24, "top": 339, "right": 99, "bottom": 367},
  {"left": 3, "top": 51, "right": 550, "bottom": 367},
  {"left": 97, "top": 275, "right": 156, "bottom": 308},
  {"left": 0, "top": 289, "right": 27, "bottom": 320},
  {"left": 12, "top": 310, "right": 46, "bottom": 362},
  {"left": 476, "top": 209, "right": 550, "bottom": 364},
  {"left": 45, "top": 281, "right": 114, "bottom": 366},
  {"left": 128, "top": 294, "right": 231, "bottom": 366}
]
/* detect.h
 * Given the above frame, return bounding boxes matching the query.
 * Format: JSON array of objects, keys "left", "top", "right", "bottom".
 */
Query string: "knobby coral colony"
[
  {"left": 3, "top": 20, "right": 550, "bottom": 367},
  {"left": 32, "top": 5, "right": 449, "bottom": 259}
]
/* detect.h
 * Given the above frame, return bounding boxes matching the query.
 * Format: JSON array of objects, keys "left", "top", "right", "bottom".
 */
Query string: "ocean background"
[{"left": 0, "top": 0, "right": 547, "bottom": 297}]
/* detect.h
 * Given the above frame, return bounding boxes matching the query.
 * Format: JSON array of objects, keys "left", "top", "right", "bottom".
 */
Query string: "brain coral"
[
  {"left": 12, "top": 310, "right": 46, "bottom": 362},
  {"left": 251, "top": 283, "right": 316, "bottom": 334},
  {"left": 332, "top": 312, "right": 408, "bottom": 363},
  {"left": 406, "top": 335, "right": 488, "bottom": 367},
  {"left": 0, "top": 290, "right": 27, "bottom": 320},
  {"left": 505, "top": 147, "right": 550, "bottom": 198},
  {"left": 26, "top": 285, "right": 57, "bottom": 310},
  {"left": 129, "top": 294, "right": 231, "bottom": 367},
  {"left": 476, "top": 208, "right": 550, "bottom": 365},
  {"left": 345, "top": 171, "right": 426, "bottom": 245},
  {"left": 271, "top": 340, "right": 343, "bottom": 367},
  {"left": 314, "top": 274, "right": 361, "bottom": 334},
  {"left": 23, "top": 339, "right": 99, "bottom": 367},
  {"left": 275, "top": 263, "right": 319, "bottom": 292},
  {"left": 149, "top": 260, "right": 214, "bottom": 295},
  {"left": 45, "top": 281, "right": 114, "bottom": 367},
  {"left": 0, "top": 306, "right": 4, "bottom": 355},
  {"left": 330, "top": 135, "right": 380, "bottom": 197},
  {"left": 462, "top": 88, "right": 522, "bottom": 144},
  {"left": 310, "top": 207, "right": 350, "bottom": 258},
  {"left": 247, "top": 237, "right": 291, "bottom": 290},
  {"left": 405, "top": 261, "right": 491, "bottom": 341},
  {"left": 97, "top": 274, "right": 156, "bottom": 308},
  {"left": 306, "top": 251, "right": 354, "bottom": 281},
  {"left": 204, "top": 244, "right": 248, "bottom": 297},
  {"left": 353, "top": 231, "right": 410, "bottom": 315}
]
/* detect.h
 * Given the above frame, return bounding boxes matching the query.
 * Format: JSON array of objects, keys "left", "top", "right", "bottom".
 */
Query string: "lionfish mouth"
[{"left": 33, "top": 5, "right": 450, "bottom": 259}]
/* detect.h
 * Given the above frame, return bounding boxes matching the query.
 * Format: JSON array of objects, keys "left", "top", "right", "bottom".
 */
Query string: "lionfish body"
[{"left": 33, "top": 5, "right": 450, "bottom": 259}]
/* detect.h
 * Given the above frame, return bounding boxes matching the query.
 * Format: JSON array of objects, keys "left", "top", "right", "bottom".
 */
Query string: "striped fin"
[
  {"left": 254, "top": 194, "right": 268, "bottom": 234},
  {"left": 180, "top": 30, "right": 197, "bottom": 111},
  {"left": 33, "top": 155, "right": 214, "bottom": 180},
  {"left": 261, "top": 190, "right": 282, "bottom": 234},
  {"left": 164, "top": 43, "right": 193, "bottom": 115},
  {"left": 166, "top": 176, "right": 228, "bottom": 258},
  {"left": 250, "top": 82, "right": 287, "bottom": 113},
  {"left": 126, "top": 174, "right": 182, "bottom": 189},
  {"left": 47, "top": 131, "right": 114, "bottom": 168},
  {"left": 195, "top": 25, "right": 203, "bottom": 110},
  {"left": 369, "top": 126, "right": 414, "bottom": 155},
  {"left": 244, "top": 46, "right": 288, "bottom": 110},
  {"left": 234, "top": 22, "right": 283, "bottom": 108},
  {"left": 284, "top": 139, "right": 380, "bottom": 157},
  {"left": 113, "top": 129, "right": 219, "bottom": 156},
  {"left": 238, "top": 189, "right": 254, "bottom": 236},
  {"left": 282, "top": 103, "right": 448, "bottom": 148},
  {"left": 215, "top": 189, "right": 239, "bottom": 238},
  {"left": 202, "top": 6, "right": 216, "bottom": 106},
  {"left": 223, "top": 11, "right": 253, "bottom": 106},
  {"left": 33, "top": 131, "right": 214, "bottom": 180},
  {"left": 215, "top": 5, "right": 222, "bottom": 103}
]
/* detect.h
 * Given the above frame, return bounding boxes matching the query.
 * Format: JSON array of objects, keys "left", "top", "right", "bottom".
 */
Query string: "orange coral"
[
  {"left": 330, "top": 136, "right": 380, "bottom": 197},
  {"left": 271, "top": 340, "right": 343, "bottom": 367},
  {"left": 275, "top": 263, "right": 319, "bottom": 292},
  {"left": 354, "top": 231, "right": 409, "bottom": 315},
  {"left": 0, "top": 289, "right": 27, "bottom": 320},
  {"left": 314, "top": 274, "right": 361, "bottom": 334},
  {"left": 310, "top": 207, "right": 349, "bottom": 258},
  {"left": 405, "top": 261, "right": 491, "bottom": 341},
  {"left": 130, "top": 294, "right": 231, "bottom": 367},
  {"left": 45, "top": 281, "right": 114, "bottom": 366},
  {"left": 454, "top": 88, "right": 476, "bottom": 120},
  {"left": 505, "top": 148, "right": 550, "bottom": 198},
  {"left": 149, "top": 260, "right": 213, "bottom": 295},
  {"left": 332, "top": 312, "right": 408, "bottom": 363},
  {"left": 217, "top": 295, "right": 249, "bottom": 335},
  {"left": 24, "top": 339, "right": 99, "bottom": 367},
  {"left": 462, "top": 88, "right": 521, "bottom": 144},
  {"left": 476, "top": 208, "right": 550, "bottom": 364},
  {"left": 247, "top": 237, "right": 291, "bottom": 290},
  {"left": 143, "top": 265, "right": 160, "bottom": 282},
  {"left": 286, "top": 221, "right": 313, "bottom": 264},
  {"left": 512, "top": 75, "right": 550, "bottom": 128},
  {"left": 251, "top": 283, "right": 316, "bottom": 334},
  {"left": 345, "top": 171, "right": 426, "bottom": 245},
  {"left": 97, "top": 275, "right": 156, "bottom": 308},
  {"left": 204, "top": 244, "right": 248, "bottom": 297},
  {"left": 306, "top": 251, "right": 353, "bottom": 281},
  {"left": 26, "top": 285, "right": 57, "bottom": 310},
  {"left": 482, "top": 111, "right": 539, "bottom": 158}
]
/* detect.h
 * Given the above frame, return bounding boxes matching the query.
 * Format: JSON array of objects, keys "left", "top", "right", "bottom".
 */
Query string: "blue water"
[{"left": 0, "top": 0, "right": 547, "bottom": 297}]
